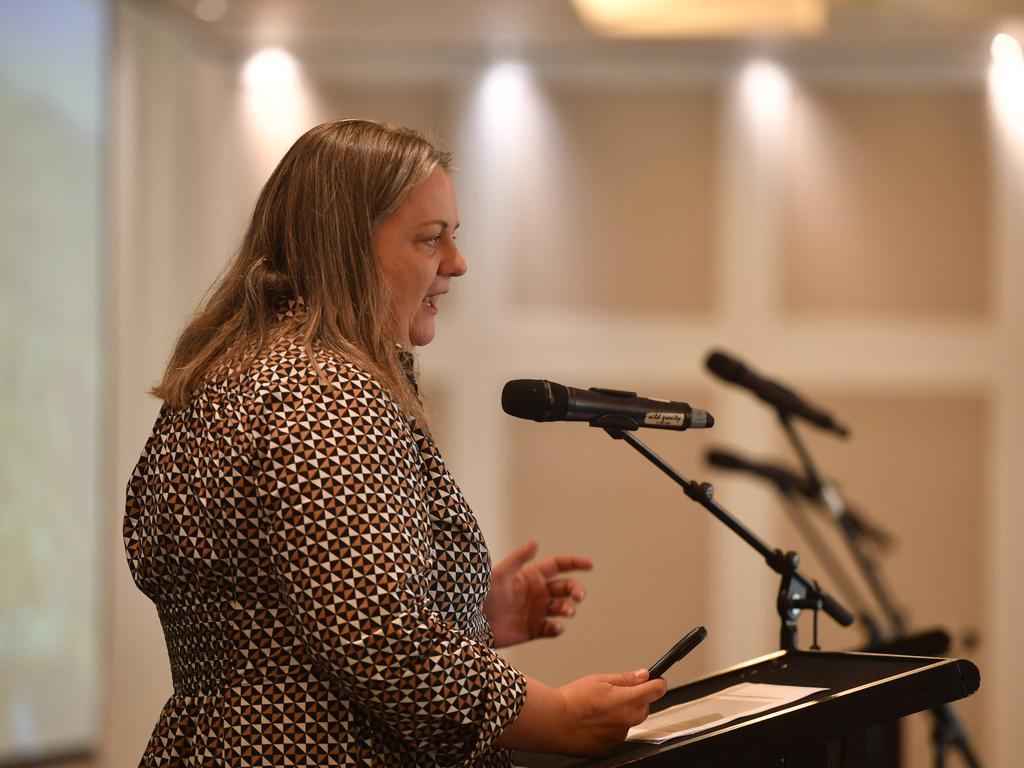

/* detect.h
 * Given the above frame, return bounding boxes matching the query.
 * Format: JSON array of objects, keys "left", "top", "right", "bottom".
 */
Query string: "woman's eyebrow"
[{"left": 419, "top": 219, "right": 460, "bottom": 231}]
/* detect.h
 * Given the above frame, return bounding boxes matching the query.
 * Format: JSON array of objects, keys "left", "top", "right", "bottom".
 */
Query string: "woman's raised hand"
[{"left": 484, "top": 539, "right": 593, "bottom": 648}]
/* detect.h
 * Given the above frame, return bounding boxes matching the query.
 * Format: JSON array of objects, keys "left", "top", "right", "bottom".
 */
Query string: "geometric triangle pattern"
[{"left": 124, "top": 312, "right": 527, "bottom": 767}]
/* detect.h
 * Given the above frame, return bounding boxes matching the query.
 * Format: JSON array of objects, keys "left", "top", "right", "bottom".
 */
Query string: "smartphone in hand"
[{"left": 648, "top": 625, "right": 707, "bottom": 679}]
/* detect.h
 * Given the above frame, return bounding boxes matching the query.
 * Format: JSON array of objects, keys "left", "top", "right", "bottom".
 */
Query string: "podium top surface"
[{"left": 515, "top": 650, "right": 980, "bottom": 768}]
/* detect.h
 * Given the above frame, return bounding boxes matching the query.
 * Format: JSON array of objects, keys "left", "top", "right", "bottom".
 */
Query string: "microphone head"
[
  {"left": 501, "top": 379, "right": 568, "bottom": 422},
  {"left": 705, "top": 350, "right": 746, "bottom": 384},
  {"left": 706, "top": 449, "right": 747, "bottom": 470}
]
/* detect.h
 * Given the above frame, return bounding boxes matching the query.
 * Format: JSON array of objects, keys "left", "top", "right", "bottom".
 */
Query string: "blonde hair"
[{"left": 152, "top": 119, "right": 452, "bottom": 421}]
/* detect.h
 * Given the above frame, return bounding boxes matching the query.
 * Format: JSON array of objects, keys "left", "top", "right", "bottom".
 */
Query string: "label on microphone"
[{"left": 644, "top": 412, "right": 686, "bottom": 428}]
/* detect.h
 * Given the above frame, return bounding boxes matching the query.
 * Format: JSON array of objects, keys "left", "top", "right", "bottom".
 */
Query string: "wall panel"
[
  {"left": 507, "top": 82, "right": 720, "bottom": 315},
  {"left": 781, "top": 84, "right": 991, "bottom": 318}
]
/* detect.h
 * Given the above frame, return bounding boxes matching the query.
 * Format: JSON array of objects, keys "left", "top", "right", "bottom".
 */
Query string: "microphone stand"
[
  {"left": 778, "top": 410, "right": 905, "bottom": 635},
  {"left": 776, "top": 409, "right": 982, "bottom": 768},
  {"left": 601, "top": 424, "right": 854, "bottom": 651}
]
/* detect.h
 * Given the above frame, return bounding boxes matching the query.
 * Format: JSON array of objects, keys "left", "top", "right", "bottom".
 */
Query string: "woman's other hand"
[
  {"left": 556, "top": 670, "right": 667, "bottom": 756},
  {"left": 485, "top": 539, "right": 593, "bottom": 648},
  {"left": 496, "top": 670, "right": 667, "bottom": 757}
]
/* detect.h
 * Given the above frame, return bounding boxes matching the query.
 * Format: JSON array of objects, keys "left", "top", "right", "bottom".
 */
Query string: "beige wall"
[
  {"left": 89, "top": 3, "right": 1024, "bottom": 766},
  {"left": 782, "top": 83, "right": 992, "bottom": 318}
]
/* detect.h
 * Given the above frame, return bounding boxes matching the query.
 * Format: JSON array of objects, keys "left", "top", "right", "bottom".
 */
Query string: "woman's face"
[{"left": 374, "top": 166, "right": 466, "bottom": 348}]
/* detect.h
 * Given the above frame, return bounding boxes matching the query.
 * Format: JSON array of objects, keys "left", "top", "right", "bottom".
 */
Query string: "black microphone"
[
  {"left": 707, "top": 447, "right": 893, "bottom": 550},
  {"left": 501, "top": 379, "right": 714, "bottom": 431},
  {"left": 707, "top": 449, "right": 816, "bottom": 498},
  {"left": 705, "top": 350, "right": 849, "bottom": 437}
]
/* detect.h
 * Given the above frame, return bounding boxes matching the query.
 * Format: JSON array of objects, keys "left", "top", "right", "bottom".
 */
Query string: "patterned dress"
[{"left": 124, "top": 310, "right": 527, "bottom": 767}]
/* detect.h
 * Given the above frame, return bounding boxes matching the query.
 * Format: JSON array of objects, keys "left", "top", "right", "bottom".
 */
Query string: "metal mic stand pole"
[
  {"left": 931, "top": 703, "right": 983, "bottom": 768},
  {"left": 602, "top": 426, "right": 855, "bottom": 650},
  {"left": 776, "top": 410, "right": 982, "bottom": 768}
]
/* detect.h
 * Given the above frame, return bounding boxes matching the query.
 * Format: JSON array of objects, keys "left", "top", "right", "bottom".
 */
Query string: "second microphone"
[{"left": 502, "top": 379, "right": 714, "bottom": 432}]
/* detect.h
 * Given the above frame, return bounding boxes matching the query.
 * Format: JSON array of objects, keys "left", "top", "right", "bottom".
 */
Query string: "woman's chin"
[{"left": 408, "top": 321, "right": 436, "bottom": 348}]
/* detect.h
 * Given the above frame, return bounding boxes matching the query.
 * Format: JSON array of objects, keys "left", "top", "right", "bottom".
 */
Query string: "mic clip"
[
  {"left": 589, "top": 388, "right": 643, "bottom": 431},
  {"left": 590, "top": 414, "right": 641, "bottom": 431}
]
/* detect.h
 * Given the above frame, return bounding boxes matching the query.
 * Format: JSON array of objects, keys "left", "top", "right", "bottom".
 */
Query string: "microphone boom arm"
[{"left": 603, "top": 427, "right": 854, "bottom": 651}]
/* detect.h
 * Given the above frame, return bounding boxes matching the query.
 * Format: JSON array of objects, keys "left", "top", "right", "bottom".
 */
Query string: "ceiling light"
[{"left": 569, "top": 0, "right": 827, "bottom": 38}]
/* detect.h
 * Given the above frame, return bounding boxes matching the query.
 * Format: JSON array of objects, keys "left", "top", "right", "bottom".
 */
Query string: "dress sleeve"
[{"left": 254, "top": 352, "right": 526, "bottom": 764}]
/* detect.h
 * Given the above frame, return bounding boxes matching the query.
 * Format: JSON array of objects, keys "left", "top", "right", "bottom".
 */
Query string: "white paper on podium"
[{"left": 626, "top": 682, "right": 828, "bottom": 744}]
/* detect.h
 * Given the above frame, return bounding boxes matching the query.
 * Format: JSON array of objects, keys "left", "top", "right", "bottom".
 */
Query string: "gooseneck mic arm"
[{"left": 603, "top": 426, "right": 854, "bottom": 651}]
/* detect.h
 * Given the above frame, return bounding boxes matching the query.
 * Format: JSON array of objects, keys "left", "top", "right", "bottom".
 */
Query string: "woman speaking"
[{"left": 124, "top": 119, "right": 665, "bottom": 767}]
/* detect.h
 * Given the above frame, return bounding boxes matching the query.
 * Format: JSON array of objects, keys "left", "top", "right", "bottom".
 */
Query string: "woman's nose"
[{"left": 444, "top": 241, "right": 467, "bottom": 277}]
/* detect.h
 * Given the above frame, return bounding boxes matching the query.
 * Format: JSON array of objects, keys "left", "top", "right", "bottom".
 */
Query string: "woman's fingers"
[
  {"left": 546, "top": 578, "right": 586, "bottom": 602},
  {"left": 597, "top": 670, "right": 668, "bottom": 704},
  {"left": 615, "top": 680, "right": 667, "bottom": 727},
  {"left": 547, "top": 598, "right": 576, "bottom": 617},
  {"left": 540, "top": 618, "right": 565, "bottom": 637},
  {"left": 596, "top": 669, "right": 649, "bottom": 687},
  {"left": 498, "top": 539, "right": 540, "bottom": 574},
  {"left": 536, "top": 554, "right": 594, "bottom": 579}
]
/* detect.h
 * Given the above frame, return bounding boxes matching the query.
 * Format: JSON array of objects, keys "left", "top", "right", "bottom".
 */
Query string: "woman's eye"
[{"left": 424, "top": 235, "right": 441, "bottom": 248}]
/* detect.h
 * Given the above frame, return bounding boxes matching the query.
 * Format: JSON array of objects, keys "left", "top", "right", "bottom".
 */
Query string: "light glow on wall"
[
  {"left": 239, "top": 46, "right": 313, "bottom": 181},
  {"left": 739, "top": 59, "right": 794, "bottom": 139},
  {"left": 467, "top": 59, "right": 569, "bottom": 206},
  {"left": 474, "top": 60, "right": 542, "bottom": 156},
  {"left": 241, "top": 47, "right": 299, "bottom": 94},
  {"left": 991, "top": 32, "right": 1023, "bottom": 67},
  {"left": 989, "top": 33, "right": 1024, "bottom": 132},
  {"left": 456, "top": 57, "right": 570, "bottom": 299}
]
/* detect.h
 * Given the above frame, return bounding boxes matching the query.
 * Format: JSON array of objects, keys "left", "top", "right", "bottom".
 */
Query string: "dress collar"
[{"left": 272, "top": 298, "right": 419, "bottom": 394}]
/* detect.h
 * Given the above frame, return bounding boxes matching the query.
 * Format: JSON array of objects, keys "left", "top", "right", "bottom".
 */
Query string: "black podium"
[{"left": 514, "top": 650, "right": 980, "bottom": 768}]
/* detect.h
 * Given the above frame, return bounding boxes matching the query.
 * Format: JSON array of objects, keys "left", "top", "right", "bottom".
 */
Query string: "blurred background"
[{"left": 2, "top": 0, "right": 1023, "bottom": 766}]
